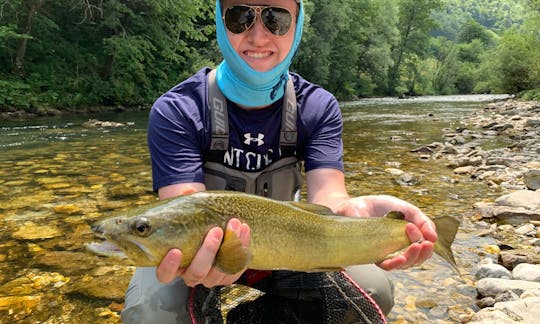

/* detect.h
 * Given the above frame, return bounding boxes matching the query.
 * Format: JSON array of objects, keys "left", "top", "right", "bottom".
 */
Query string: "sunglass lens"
[
  {"left": 261, "top": 7, "right": 292, "bottom": 36},
  {"left": 224, "top": 6, "right": 255, "bottom": 34}
]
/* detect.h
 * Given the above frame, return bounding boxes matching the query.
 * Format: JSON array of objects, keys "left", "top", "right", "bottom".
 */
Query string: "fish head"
[
  {"left": 91, "top": 215, "right": 164, "bottom": 265},
  {"left": 90, "top": 197, "right": 218, "bottom": 266}
]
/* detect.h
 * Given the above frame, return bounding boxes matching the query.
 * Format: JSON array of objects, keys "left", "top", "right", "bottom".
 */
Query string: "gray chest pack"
[{"left": 204, "top": 70, "right": 303, "bottom": 201}]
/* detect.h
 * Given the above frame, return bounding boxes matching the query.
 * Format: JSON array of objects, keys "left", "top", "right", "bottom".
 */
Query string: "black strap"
[
  {"left": 207, "top": 69, "right": 298, "bottom": 160},
  {"left": 208, "top": 69, "right": 229, "bottom": 151}
]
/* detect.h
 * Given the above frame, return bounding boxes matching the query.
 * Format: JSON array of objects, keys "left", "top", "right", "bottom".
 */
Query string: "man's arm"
[
  {"left": 306, "top": 168, "right": 436, "bottom": 270},
  {"left": 158, "top": 182, "right": 206, "bottom": 199}
]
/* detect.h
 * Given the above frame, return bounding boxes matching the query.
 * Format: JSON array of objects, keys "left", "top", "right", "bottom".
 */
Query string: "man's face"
[{"left": 221, "top": 0, "right": 298, "bottom": 72}]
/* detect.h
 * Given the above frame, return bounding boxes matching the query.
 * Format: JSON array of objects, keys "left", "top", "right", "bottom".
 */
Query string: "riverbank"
[
  {"left": 412, "top": 99, "right": 540, "bottom": 322},
  {"left": 0, "top": 105, "right": 149, "bottom": 121},
  {"left": 1, "top": 94, "right": 515, "bottom": 121}
]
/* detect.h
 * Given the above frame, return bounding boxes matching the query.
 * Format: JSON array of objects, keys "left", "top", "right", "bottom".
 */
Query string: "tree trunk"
[{"left": 12, "top": 0, "right": 46, "bottom": 77}]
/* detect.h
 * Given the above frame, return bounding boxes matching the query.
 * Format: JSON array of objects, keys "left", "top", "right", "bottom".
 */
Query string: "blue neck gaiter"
[{"left": 215, "top": 0, "right": 304, "bottom": 108}]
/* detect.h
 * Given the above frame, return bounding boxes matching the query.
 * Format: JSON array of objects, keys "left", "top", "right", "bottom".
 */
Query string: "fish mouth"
[
  {"left": 88, "top": 222, "right": 130, "bottom": 260},
  {"left": 125, "top": 238, "right": 158, "bottom": 263},
  {"left": 86, "top": 240, "right": 128, "bottom": 259},
  {"left": 88, "top": 233, "right": 157, "bottom": 264},
  {"left": 87, "top": 236, "right": 156, "bottom": 264},
  {"left": 91, "top": 222, "right": 105, "bottom": 237}
]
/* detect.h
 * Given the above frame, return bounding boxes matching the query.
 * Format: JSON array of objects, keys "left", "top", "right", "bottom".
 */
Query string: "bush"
[
  {"left": 518, "top": 89, "right": 540, "bottom": 100},
  {"left": 0, "top": 78, "right": 37, "bottom": 110}
]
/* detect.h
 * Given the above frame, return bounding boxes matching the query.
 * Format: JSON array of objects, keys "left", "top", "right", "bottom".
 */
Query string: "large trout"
[{"left": 89, "top": 191, "right": 459, "bottom": 273}]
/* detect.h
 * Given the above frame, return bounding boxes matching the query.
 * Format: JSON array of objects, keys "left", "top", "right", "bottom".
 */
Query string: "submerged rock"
[
  {"left": 61, "top": 266, "right": 133, "bottom": 300},
  {"left": 33, "top": 251, "right": 102, "bottom": 275},
  {"left": 12, "top": 222, "right": 63, "bottom": 240}
]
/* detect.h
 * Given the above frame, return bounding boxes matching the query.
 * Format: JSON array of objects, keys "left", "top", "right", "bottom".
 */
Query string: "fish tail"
[{"left": 432, "top": 216, "right": 460, "bottom": 274}]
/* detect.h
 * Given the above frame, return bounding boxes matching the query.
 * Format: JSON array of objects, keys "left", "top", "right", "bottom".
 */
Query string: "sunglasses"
[{"left": 223, "top": 5, "right": 293, "bottom": 36}]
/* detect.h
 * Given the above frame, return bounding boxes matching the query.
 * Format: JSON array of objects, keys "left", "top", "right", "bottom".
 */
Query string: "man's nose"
[{"left": 247, "top": 14, "right": 270, "bottom": 39}]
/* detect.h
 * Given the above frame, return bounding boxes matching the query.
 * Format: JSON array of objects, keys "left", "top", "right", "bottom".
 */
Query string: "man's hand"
[
  {"left": 156, "top": 218, "right": 250, "bottom": 287},
  {"left": 344, "top": 195, "right": 437, "bottom": 271}
]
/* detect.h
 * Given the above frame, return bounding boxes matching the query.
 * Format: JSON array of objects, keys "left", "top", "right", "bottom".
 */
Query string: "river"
[{"left": 0, "top": 94, "right": 510, "bottom": 323}]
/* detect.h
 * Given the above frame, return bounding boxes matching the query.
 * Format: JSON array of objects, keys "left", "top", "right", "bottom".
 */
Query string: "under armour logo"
[{"left": 244, "top": 133, "right": 265, "bottom": 146}]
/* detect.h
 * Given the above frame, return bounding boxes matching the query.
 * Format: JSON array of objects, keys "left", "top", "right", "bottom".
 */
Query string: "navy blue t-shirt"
[{"left": 148, "top": 68, "right": 343, "bottom": 192}]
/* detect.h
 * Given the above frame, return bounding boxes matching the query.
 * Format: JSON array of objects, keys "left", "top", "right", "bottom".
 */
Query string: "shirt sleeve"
[
  {"left": 299, "top": 86, "right": 344, "bottom": 172},
  {"left": 147, "top": 93, "right": 206, "bottom": 192}
]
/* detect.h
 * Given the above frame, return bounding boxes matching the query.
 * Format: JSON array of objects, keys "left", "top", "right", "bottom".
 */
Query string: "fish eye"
[{"left": 130, "top": 217, "right": 151, "bottom": 237}]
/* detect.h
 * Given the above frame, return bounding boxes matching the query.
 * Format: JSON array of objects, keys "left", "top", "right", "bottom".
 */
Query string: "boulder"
[
  {"left": 500, "top": 249, "right": 540, "bottom": 269},
  {"left": 496, "top": 190, "right": 540, "bottom": 209},
  {"left": 513, "top": 263, "right": 540, "bottom": 282},
  {"left": 476, "top": 278, "right": 540, "bottom": 298},
  {"left": 479, "top": 205, "right": 540, "bottom": 224},
  {"left": 475, "top": 264, "right": 512, "bottom": 280},
  {"left": 469, "top": 297, "right": 540, "bottom": 323},
  {"left": 524, "top": 170, "right": 540, "bottom": 190}
]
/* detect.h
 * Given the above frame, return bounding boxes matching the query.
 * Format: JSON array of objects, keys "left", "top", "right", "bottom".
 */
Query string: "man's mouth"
[{"left": 245, "top": 51, "right": 271, "bottom": 59}]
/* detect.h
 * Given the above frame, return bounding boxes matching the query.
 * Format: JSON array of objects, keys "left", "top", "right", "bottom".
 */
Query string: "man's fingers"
[
  {"left": 400, "top": 243, "right": 422, "bottom": 269},
  {"left": 415, "top": 241, "right": 434, "bottom": 265},
  {"left": 420, "top": 219, "right": 437, "bottom": 242},
  {"left": 378, "top": 255, "right": 406, "bottom": 271},
  {"left": 183, "top": 227, "right": 223, "bottom": 286},
  {"left": 405, "top": 223, "right": 423, "bottom": 243},
  {"left": 156, "top": 220, "right": 251, "bottom": 288},
  {"left": 157, "top": 249, "right": 183, "bottom": 283},
  {"left": 377, "top": 240, "right": 435, "bottom": 271},
  {"left": 239, "top": 223, "right": 251, "bottom": 246}
]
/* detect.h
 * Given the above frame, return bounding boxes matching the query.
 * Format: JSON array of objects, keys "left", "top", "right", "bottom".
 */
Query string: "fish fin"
[
  {"left": 432, "top": 216, "right": 461, "bottom": 274},
  {"left": 215, "top": 228, "right": 252, "bottom": 275},
  {"left": 384, "top": 211, "right": 405, "bottom": 220},
  {"left": 287, "top": 202, "right": 336, "bottom": 215}
]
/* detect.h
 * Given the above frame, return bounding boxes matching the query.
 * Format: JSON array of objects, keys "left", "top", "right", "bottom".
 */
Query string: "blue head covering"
[{"left": 215, "top": 0, "right": 304, "bottom": 108}]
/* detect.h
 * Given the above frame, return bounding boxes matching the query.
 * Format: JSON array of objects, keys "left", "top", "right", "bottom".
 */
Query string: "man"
[{"left": 122, "top": 0, "right": 436, "bottom": 322}]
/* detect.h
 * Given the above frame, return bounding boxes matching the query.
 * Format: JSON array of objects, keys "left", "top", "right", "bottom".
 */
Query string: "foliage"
[
  {"left": 519, "top": 89, "right": 540, "bottom": 100},
  {"left": 387, "top": 0, "right": 443, "bottom": 96},
  {"left": 0, "top": 0, "right": 538, "bottom": 112},
  {"left": 0, "top": 0, "right": 216, "bottom": 110}
]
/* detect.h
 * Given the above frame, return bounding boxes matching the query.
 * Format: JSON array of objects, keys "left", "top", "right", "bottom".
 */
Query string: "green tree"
[
  {"left": 353, "top": 0, "right": 398, "bottom": 97},
  {"left": 387, "top": 0, "right": 442, "bottom": 96},
  {"left": 479, "top": 30, "right": 533, "bottom": 93},
  {"left": 475, "top": 1, "right": 539, "bottom": 95},
  {"left": 430, "top": 36, "right": 460, "bottom": 94},
  {"left": 0, "top": 0, "right": 216, "bottom": 109},
  {"left": 0, "top": 0, "right": 536, "bottom": 111},
  {"left": 294, "top": 0, "right": 349, "bottom": 87}
]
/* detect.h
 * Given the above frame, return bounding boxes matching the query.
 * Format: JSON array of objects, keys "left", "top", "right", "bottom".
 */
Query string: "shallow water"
[{"left": 0, "top": 95, "right": 508, "bottom": 323}]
